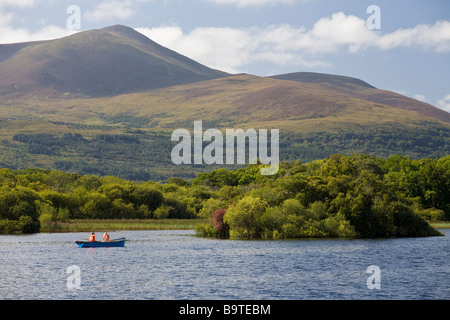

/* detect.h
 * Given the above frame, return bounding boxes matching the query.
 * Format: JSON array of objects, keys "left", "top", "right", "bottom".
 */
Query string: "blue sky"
[{"left": 1, "top": 0, "right": 449, "bottom": 112}]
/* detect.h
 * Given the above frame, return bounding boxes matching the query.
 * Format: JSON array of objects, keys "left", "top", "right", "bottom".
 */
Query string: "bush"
[
  {"left": 39, "top": 203, "right": 70, "bottom": 224},
  {"left": 195, "top": 223, "right": 217, "bottom": 237},
  {"left": 0, "top": 216, "right": 40, "bottom": 234},
  {"left": 212, "top": 208, "right": 229, "bottom": 238},
  {"left": 320, "top": 213, "right": 356, "bottom": 238},
  {"left": 0, "top": 186, "right": 41, "bottom": 233},
  {"left": 392, "top": 202, "right": 442, "bottom": 237},
  {"left": 153, "top": 205, "right": 171, "bottom": 219},
  {"left": 223, "top": 196, "right": 268, "bottom": 238},
  {"left": 416, "top": 207, "right": 445, "bottom": 221}
]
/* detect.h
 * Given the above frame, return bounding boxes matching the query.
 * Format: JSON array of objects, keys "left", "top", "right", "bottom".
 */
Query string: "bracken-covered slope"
[{"left": 269, "top": 72, "right": 450, "bottom": 123}]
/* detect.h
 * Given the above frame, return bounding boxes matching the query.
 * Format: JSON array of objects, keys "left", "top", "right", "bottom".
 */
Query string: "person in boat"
[
  {"left": 103, "top": 232, "right": 110, "bottom": 242},
  {"left": 89, "top": 232, "right": 96, "bottom": 242}
]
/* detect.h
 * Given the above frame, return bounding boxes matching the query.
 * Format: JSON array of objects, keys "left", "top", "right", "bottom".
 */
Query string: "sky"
[{"left": 0, "top": 0, "right": 449, "bottom": 112}]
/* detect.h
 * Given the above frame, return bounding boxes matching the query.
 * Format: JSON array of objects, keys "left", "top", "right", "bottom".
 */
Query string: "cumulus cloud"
[
  {"left": 0, "top": 0, "right": 37, "bottom": 9},
  {"left": 136, "top": 12, "right": 379, "bottom": 72},
  {"left": 0, "top": 25, "right": 77, "bottom": 44},
  {"left": 413, "top": 94, "right": 426, "bottom": 102},
  {"left": 203, "top": 0, "right": 297, "bottom": 7},
  {"left": 136, "top": 24, "right": 330, "bottom": 73},
  {"left": 376, "top": 20, "right": 450, "bottom": 52},
  {"left": 0, "top": 2, "right": 77, "bottom": 44},
  {"left": 437, "top": 94, "right": 450, "bottom": 113},
  {"left": 136, "top": 12, "right": 450, "bottom": 74},
  {"left": 84, "top": 0, "right": 136, "bottom": 22}
]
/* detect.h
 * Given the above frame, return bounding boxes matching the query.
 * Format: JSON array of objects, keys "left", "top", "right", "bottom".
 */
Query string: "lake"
[{"left": 0, "top": 229, "right": 449, "bottom": 300}]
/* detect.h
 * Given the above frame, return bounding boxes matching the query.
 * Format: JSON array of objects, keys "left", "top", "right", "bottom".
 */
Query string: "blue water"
[{"left": 0, "top": 230, "right": 448, "bottom": 300}]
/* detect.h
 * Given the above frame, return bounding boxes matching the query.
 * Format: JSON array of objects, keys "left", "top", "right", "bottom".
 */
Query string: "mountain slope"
[
  {"left": 1, "top": 73, "right": 448, "bottom": 181},
  {"left": 2, "top": 73, "right": 443, "bottom": 129},
  {"left": 269, "top": 72, "right": 450, "bottom": 123},
  {"left": 0, "top": 25, "right": 229, "bottom": 97},
  {"left": 269, "top": 72, "right": 376, "bottom": 91}
]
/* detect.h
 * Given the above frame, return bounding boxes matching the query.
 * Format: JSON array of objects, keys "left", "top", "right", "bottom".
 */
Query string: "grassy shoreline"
[
  {"left": 40, "top": 219, "right": 208, "bottom": 233},
  {"left": 40, "top": 219, "right": 449, "bottom": 233},
  {"left": 429, "top": 221, "right": 450, "bottom": 229}
]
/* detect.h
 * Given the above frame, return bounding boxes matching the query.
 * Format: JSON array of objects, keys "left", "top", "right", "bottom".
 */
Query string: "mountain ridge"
[{"left": 269, "top": 72, "right": 450, "bottom": 123}]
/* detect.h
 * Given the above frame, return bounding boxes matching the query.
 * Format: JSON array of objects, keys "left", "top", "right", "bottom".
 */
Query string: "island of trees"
[{"left": 0, "top": 154, "right": 448, "bottom": 239}]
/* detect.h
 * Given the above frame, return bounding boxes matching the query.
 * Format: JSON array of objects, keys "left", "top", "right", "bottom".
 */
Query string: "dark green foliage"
[
  {"left": 10, "top": 132, "right": 173, "bottom": 181},
  {"left": 198, "top": 154, "right": 447, "bottom": 239},
  {"left": 5, "top": 121, "right": 449, "bottom": 183},
  {"left": 0, "top": 153, "right": 447, "bottom": 237},
  {"left": 281, "top": 124, "right": 450, "bottom": 163},
  {"left": 0, "top": 185, "right": 41, "bottom": 233}
]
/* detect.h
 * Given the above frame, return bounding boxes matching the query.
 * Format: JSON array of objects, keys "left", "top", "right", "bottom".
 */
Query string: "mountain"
[
  {"left": 269, "top": 72, "right": 376, "bottom": 91},
  {"left": 269, "top": 72, "right": 450, "bottom": 123},
  {"left": 0, "top": 25, "right": 229, "bottom": 97},
  {"left": 0, "top": 26, "right": 448, "bottom": 181}
]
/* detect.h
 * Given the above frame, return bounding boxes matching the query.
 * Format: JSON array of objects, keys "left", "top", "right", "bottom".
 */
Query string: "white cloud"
[
  {"left": 204, "top": 0, "right": 297, "bottom": 8},
  {"left": 377, "top": 20, "right": 450, "bottom": 52},
  {"left": 437, "top": 94, "right": 450, "bottom": 113},
  {"left": 137, "top": 26, "right": 253, "bottom": 73},
  {"left": 0, "top": 3, "right": 77, "bottom": 44},
  {"left": 0, "top": 23, "right": 77, "bottom": 44},
  {"left": 136, "top": 12, "right": 450, "bottom": 74},
  {"left": 137, "top": 24, "right": 330, "bottom": 73},
  {"left": 307, "top": 12, "right": 377, "bottom": 53},
  {"left": 413, "top": 94, "right": 426, "bottom": 102},
  {"left": 0, "top": 0, "right": 37, "bottom": 9},
  {"left": 84, "top": 0, "right": 136, "bottom": 22}
]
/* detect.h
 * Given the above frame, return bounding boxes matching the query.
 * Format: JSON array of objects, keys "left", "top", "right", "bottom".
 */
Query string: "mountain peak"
[
  {"left": 100, "top": 24, "right": 151, "bottom": 42},
  {"left": 0, "top": 25, "right": 229, "bottom": 97},
  {"left": 102, "top": 24, "right": 134, "bottom": 32}
]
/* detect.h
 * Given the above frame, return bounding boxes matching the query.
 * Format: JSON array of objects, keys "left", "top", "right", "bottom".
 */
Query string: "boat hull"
[{"left": 76, "top": 238, "right": 126, "bottom": 247}]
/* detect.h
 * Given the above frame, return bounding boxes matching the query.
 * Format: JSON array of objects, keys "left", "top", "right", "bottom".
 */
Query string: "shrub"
[
  {"left": 392, "top": 202, "right": 442, "bottom": 237},
  {"left": 212, "top": 208, "right": 229, "bottom": 238},
  {"left": 153, "top": 205, "right": 171, "bottom": 219},
  {"left": 195, "top": 223, "right": 214, "bottom": 237},
  {"left": 223, "top": 196, "right": 268, "bottom": 239}
]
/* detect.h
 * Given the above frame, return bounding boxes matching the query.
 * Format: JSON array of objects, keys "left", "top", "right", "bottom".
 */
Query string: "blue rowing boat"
[{"left": 76, "top": 238, "right": 126, "bottom": 248}]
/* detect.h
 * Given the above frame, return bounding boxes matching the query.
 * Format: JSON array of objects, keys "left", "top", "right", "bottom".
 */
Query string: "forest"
[
  {"left": 0, "top": 153, "right": 448, "bottom": 238},
  {"left": 2, "top": 122, "right": 449, "bottom": 182}
]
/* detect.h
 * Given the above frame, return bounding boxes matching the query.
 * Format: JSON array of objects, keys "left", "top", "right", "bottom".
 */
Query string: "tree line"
[{"left": 0, "top": 153, "right": 448, "bottom": 238}]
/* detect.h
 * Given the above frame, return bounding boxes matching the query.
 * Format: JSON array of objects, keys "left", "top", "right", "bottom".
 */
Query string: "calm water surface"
[{"left": 0, "top": 230, "right": 449, "bottom": 300}]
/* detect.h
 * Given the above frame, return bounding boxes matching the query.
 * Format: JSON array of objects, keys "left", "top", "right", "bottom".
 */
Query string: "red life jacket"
[{"left": 89, "top": 234, "right": 95, "bottom": 242}]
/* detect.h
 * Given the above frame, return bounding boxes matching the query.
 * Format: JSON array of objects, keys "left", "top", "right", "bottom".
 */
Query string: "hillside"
[
  {"left": 269, "top": 72, "right": 450, "bottom": 123},
  {"left": 0, "top": 26, "right": 449, "bottom": 181},
  {"left": 0, "top": 25, "right": 229, "bottom": 97}
]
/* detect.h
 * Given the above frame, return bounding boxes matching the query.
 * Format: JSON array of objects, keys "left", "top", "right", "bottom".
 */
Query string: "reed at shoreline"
[
  {"left": 40, "top": 219, "right": 448, "bottom": 233},
  {"left": 40, "top": 219, "right": 208, "bottom": 233}
]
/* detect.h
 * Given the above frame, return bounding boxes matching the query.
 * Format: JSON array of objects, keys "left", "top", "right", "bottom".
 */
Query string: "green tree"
[
  {"left": 0, "top": 186, "right": 41, "bottom": 233},
  {"left": 131, "top": 185, "right": 164, "bottom": 212},
  {"left": 223, "top": 196, "right": 268, "bottom": 238}
]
